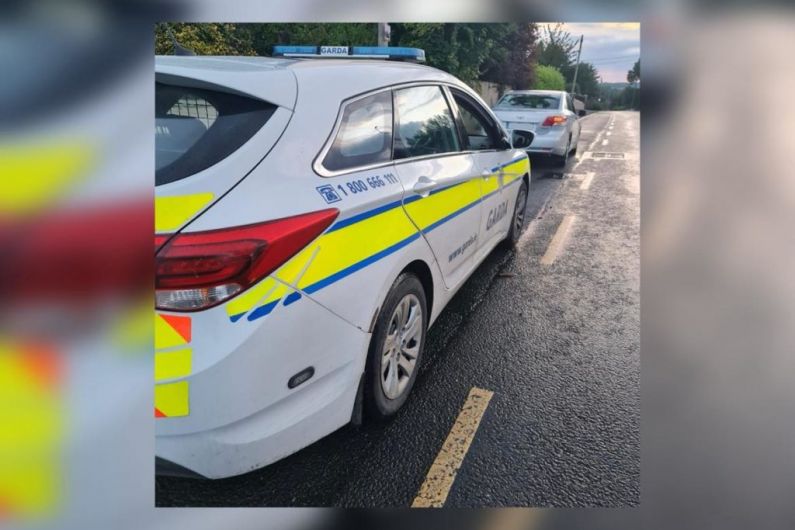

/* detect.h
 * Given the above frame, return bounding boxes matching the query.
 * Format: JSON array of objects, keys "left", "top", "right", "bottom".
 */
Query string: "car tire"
[
  {"left": 554, "top": 136, "right": 572, "bottom": 167},
  {"left": 503, "top": 180, "right": 529, "bottom": 248},
  {"left": 364, "top": 273, "right": 427, "bottom": 420}
]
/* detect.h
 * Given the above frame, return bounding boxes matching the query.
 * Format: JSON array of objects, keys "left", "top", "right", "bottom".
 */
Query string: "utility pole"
[
  {"left": 377, "top": 23, "right": 390, "bottom": 46},
  {"left": 570, "top": 34, "right": 584, "bottom": 96}
]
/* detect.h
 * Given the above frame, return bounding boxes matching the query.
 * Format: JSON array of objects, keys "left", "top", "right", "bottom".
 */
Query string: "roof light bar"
[{"left": 272, "top": 45, "right": 425, "bottom": 63}]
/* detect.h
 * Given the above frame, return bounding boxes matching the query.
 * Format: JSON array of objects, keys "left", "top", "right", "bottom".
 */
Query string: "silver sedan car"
[{"left": 492, "top": 90, "right": 583, "bottom": 167}]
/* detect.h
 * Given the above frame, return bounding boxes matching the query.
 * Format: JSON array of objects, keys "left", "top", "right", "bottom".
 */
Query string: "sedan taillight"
[
  {"left": 541, "top": 115, "right": 567, "bottom": 127},
  {"left": 155, "top": 209, "right": 339, "bottom": 311}
]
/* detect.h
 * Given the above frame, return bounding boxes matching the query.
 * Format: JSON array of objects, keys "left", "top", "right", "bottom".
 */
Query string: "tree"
[
  {"left": 479, "top": 23, "right": 538, "bottom": 89},
  {"left": 241, "top": 23, "right": 377, "bottom": 56},
  {"left": 536, "top": 23, "right": 578, "bottom": 74},
  {"left": 154, "top": 23, "right": 543, "bottom": 92},
  {"left": 627, "top": 60, "right": 640, "bottom": 84},
  {"left": 155, "top": 23, "right": 377, "bottom": 57},
  {"left": 534, "top": 65, "right": 566, "bottom": 90},
  {"left": 155, "top": 23, "right": 254, "bottom": 56},
  {"left": 390, "top": 24, "right": 537, "bottom": 87},
  {"left": 536, "top": 24, "right": 602, "bottom": 100},
  {"left": 573, "top": 62, "right": 600, "bottom": 99}
]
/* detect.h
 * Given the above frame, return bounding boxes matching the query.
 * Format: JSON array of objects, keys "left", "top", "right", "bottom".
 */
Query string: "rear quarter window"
[
  {"left": 321, "top": 91, "right": 393, "bottom": 172},
  {"left": 156, "top": 82, "right": 276, "bottom": 186}
]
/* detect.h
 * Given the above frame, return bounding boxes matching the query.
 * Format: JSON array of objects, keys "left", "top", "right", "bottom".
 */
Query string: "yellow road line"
[
  {"left": 540, "top": 215, "right": 575, "bottom": 265},
  {"left": 411, "top": 387, "right": 494, "bottom": 508},
  {"left": 579, "top": 172, "right": 596, "bottom": 191}
]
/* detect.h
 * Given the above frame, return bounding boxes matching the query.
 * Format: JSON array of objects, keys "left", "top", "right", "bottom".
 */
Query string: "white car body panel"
[{"left": 154, "top": 56, "right": 530, "bottom": 478}]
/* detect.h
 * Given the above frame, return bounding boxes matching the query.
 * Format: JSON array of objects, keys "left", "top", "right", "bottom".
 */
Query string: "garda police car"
[{"left": 155, "top": 46, "right": 534, "bottom": 478}]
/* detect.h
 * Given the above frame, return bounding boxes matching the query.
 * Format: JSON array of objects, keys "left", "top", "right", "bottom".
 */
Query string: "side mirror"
[
  {"left": 498, "top": 135, "right": 512, "bottom": 150},
  {"left": 577, "top": 109, "right": 587, "bottom": 117},
  {"left": 511, "top": 129, "right": 534, "bottom": 149}
]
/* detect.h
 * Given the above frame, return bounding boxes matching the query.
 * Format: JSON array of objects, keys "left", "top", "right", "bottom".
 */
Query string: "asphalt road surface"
[{"left": 156, "top": 111, "right": 640, "bottom": 508}]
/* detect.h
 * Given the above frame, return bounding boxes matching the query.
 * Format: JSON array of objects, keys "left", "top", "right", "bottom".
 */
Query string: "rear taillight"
[
  {"left": 155, "top": 209, "right": 339, "bottom": 311},
  {"left": 541, "top": 115, "right": 567, "bottom": 127}
]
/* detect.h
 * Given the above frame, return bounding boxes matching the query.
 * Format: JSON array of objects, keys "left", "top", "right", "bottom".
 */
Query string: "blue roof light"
[
  {"left": 272, "top": 45, "right": 318, "bottom": 55},
  {"left": 351, "top": 47, "right": 426, "bottom": 62},
  {"left": 272, "top": 45, "right": 425, "bottom": 62}
]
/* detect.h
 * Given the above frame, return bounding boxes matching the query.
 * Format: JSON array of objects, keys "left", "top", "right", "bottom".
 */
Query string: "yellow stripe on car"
[
  {"left": 404, "top": 179, "right": 481, "bottom": 231},
  {"left": 154, "top": 313, "right": 190, "bottom": 350},
  {"left": 226, "top": 157, "right": 528, "bottom": 322},
  {"left": 155, "top": 348, "right": 192, "bottom": 381},
  {"left": 155, "top": 381, "right": 189, "bottom": 418},
  {"left": 0, "top": 341, "right": 63, "bottom": 517},
  {"left": 279, "top": 205, "right": 417, "bottom": 290},
  {"left": 154, "top": 313, "right": 192, "bottom": 417},
  {"left": 0, "top": 141, "right": 93, "bottom": 215},
  {"left": 155, "top": 192, "right": 214, "bottom": 233}
]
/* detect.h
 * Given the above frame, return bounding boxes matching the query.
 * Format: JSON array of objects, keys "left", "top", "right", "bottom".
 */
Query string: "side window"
[
  {"left": 322, "top": 91, "right": 393, "bottom": 172},
  {"left": 566, "top": 95, "right": 574, "bottom": 112},
  {"left": 393, "top": 86, "right": 460, "bottom": 159},
  {"left": 451, "top": 91, "right": 501, "bottom": 151}
]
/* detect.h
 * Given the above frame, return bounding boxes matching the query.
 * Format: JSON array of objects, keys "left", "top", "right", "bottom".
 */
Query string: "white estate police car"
[{"left": 154, "top": 46, "right": 533, "bottom": 478}]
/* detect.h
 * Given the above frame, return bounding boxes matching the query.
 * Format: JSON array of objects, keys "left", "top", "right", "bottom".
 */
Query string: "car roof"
[{"left": 155, "top": 55, "right": 465, "bottom": 109}]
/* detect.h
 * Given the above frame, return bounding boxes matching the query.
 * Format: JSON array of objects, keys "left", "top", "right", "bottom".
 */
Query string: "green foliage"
[
  {"left": 535, "top": 24, "right": 601, "bottom": 100},
  {"left": 155, "top": 23, "right": 376, "bottom": 57},
  {"left": 155, "top": 23, "right": 638, "bottom": 104},
  {"left": 573, "top": 62, "right": 599, "bottom": 99},
  {"left": 619, "top": 86, "right": 640, "bottom": 110},
  {"left": 389, "top": 24, "right": 537, "bottom": 88},
  {"left": 155, "top": 23, "right": 254, "bottom": 56},
  {"left": 595, "top": 82, "right": 639, "bottom": 110},
  {"left": 533, "top": 65, "right": 566, "bottom": 90},
  {"left": 155, "top": 23, "right": 540, "bottom": 91},
  {"left": 239, "top": 23, "right": 377, "bottom": 55},
  {"left": 536, "top": 24, "right": 578, "bottom": 73},
  {"left": 479, "top": 23, "right": 538, "bottom": 89},
  {"left": 627, "top": 60, "right": 640, "bottom": 84}
]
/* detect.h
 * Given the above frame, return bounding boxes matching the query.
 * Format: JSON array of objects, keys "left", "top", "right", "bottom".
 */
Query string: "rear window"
[
  {"left": 322, "top": 91, "right": 393, "bottom": 172},
  {"left": 156, "top": 82, "right": 276, "bottom": 186},
  {"left": 496, "top": 94, "right": 561, "bottom": 110}
]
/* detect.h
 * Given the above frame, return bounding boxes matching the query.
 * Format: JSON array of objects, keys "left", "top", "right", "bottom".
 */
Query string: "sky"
[{"left": 543, "top": 23, "right": 640, "bottom": 83}]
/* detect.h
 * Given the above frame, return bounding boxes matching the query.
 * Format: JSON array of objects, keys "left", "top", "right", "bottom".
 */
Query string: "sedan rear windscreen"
[
  {"left": 156, "top": 82, "right": 276, "bottom": 186},
  {"left": 495, "top": 94, "right": 560, "bottom": 110}
]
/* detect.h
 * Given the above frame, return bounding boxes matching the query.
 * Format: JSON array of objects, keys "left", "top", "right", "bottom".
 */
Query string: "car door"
[
  {"left": 392, "top": 84, "right": 482, "bottom": 290},
  {"left": 447, "top": 87, "right": 518, "bottom": 254}
]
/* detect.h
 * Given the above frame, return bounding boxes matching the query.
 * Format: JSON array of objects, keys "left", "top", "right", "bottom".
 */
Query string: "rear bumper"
[
  {"left": 156, "top": 457, "right": 206, "bottom": 479},
  {"left": 524, "top": 127, "right": 570, "bottom": 156},
  {"left": 155, "top": 287, "right": 371, "bottom": 479},
  {"left": 156, "top": 359, "right": 365, "bottom": 478}
]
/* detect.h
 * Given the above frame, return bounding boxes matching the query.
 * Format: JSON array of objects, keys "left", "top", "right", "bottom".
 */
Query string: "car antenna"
[{"left": 166, "top": 26, "right": 196, "bottom": 56}]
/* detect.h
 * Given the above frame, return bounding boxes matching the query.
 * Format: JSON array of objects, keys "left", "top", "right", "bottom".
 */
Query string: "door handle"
[
  {"left": 413, "top": 176, "right": 437, "bottom": 197},
  {"left": 482, "top": 168, "right": 505, "bottom": 188}
]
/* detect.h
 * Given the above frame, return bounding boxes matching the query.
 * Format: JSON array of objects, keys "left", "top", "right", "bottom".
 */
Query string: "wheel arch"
[
  {"left": 401, "top": 259, "right": 435, "bottom": 322},
  {"left": 367, "top": 257, "right": 437, "bottom": 334}
]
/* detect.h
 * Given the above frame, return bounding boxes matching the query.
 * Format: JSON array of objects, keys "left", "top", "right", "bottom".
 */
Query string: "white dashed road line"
[
  {"left": 540, "top": 215, "right": 576, "bottom": 265},
  {"left": 579, "top": 172, "right": 596, "bottom": 191},
  {"left": 601, "top": 139, "right": 609, "bottom": 146},
  {"left": 412, "top": 387, "right": 494, "bottom": 508}
]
